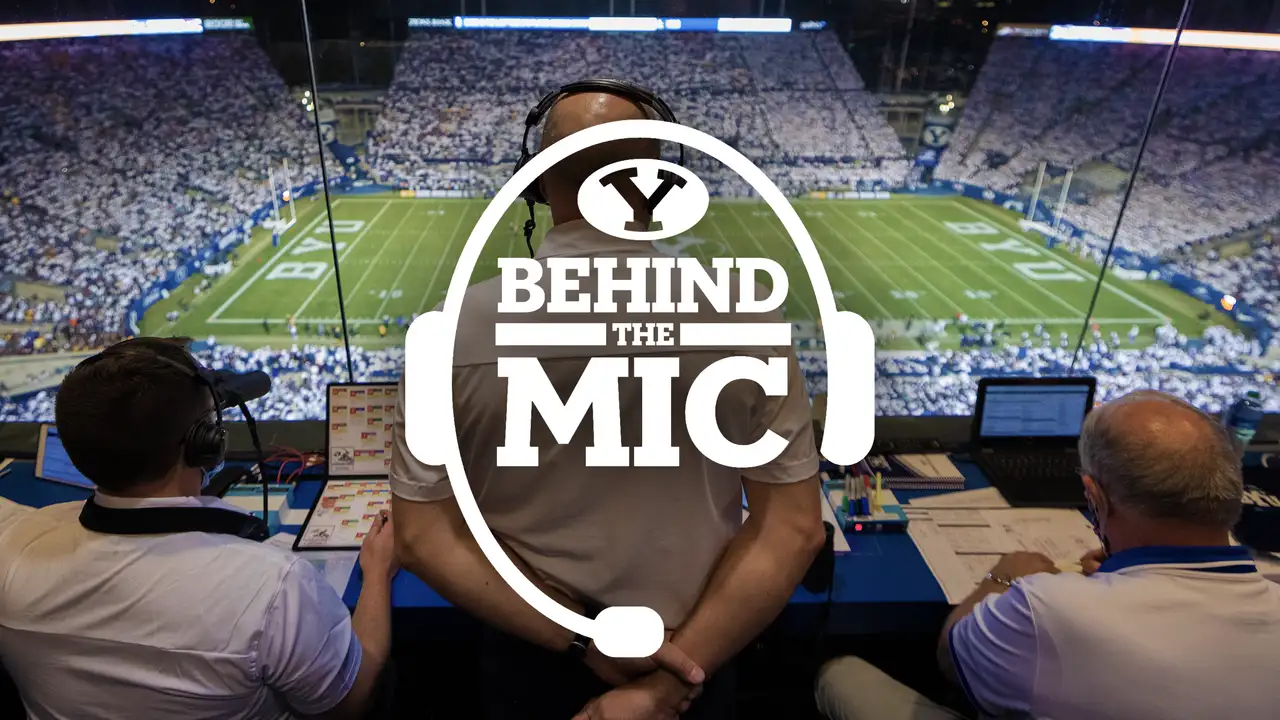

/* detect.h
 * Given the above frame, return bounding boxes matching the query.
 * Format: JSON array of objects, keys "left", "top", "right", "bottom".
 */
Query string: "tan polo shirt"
[{"left": 391, "top": 219, "right": 817, "bottom": 626}]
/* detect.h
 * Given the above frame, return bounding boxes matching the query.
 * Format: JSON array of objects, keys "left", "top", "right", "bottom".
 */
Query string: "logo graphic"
[
  {"left": 576, "top": 158, "right": 709, "bottom": 240},
  {"left": 404, "top": 120, "right": 874, "bottom": 658},
  {"left": 922, "top": 125, "right": 952, "bottom": 148}
]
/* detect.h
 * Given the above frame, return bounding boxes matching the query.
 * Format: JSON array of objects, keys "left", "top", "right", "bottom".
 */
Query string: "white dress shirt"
[
  {"left": 0, "top": 494, "right": 360, "bottom": 720},
  {"left": 949, "top": 545, "right": 1280, "bottom": 719}
]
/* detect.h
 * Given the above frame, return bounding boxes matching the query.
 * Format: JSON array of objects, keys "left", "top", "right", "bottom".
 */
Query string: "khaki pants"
[{"left": 815, "top": 657, "right": 967, "bottom": 720}]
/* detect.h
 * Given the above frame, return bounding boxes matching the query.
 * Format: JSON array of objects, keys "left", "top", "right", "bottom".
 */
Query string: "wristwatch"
[
  {"left": 566, "top": 632, "right": 591, "bottom": 659},
  {"left": 565, "top": 601, "right": 605, "bottom": 659},
  {"left": 984, "top": 572, "right": 1014, "bottom": 588}
]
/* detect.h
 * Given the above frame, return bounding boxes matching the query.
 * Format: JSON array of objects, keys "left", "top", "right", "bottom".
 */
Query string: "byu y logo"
[{"left": 577, "top": 159, "right": 710, "bottom": 240}]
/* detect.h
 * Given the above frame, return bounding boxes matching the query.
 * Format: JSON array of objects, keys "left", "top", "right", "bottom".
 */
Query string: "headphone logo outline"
[{"left": 404, "top": 119, "right": 875, "bottom": 658}]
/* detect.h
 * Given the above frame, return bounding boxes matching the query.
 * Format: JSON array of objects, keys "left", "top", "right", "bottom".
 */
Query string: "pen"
[{"left": 874, "top": 472, "right": 883, "bottom": 513}]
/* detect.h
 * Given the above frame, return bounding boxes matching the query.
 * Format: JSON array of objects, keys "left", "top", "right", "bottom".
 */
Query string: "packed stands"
[
  {"left": 0, "top": 34, "right": 328, "bottom": 343},
  {"left": 366, "top": 30, "right": 909, "bottom": 195},
  {"left": 935, "top": 41, "right": 1280, "bottom": 256}
]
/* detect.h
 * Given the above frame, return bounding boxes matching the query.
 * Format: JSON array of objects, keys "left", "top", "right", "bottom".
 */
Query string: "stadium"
[{"left": 2, "top": 11, "right": 1278, "bottom": 423}]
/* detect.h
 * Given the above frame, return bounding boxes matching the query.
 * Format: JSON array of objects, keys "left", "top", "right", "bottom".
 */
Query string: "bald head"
[
  {"left": 537, "top": 91, "right": 660, "bottom": 223},
  {"left": 1080, "top": 390, "right": 1242, "bottom": 528}
]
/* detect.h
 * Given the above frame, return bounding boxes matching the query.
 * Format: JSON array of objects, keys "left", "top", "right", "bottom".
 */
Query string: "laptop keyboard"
[{"left": 983, "top": 453, "right": 1079, "bottom": 483}]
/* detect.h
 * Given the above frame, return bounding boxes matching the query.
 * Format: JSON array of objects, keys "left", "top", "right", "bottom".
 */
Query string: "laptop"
[
  {"left": 972, "top": 377, "right": 1096, "bottom": 508},
  {"left": 35, "top": 424, "right": 95, "bottom": 490}
]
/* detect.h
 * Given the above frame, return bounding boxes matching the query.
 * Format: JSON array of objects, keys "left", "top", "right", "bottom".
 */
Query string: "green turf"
[{"left": 140, "top": 194, "right": 1229, "bottom": 350}]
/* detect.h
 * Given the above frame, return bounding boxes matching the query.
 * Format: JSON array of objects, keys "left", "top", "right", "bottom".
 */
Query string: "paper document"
[
  {"left": 912, "top": 509, "right": 990, "bottom": 526},
  {"left": 908, "top": 486, "right": 1010, "bottom": 509},
  {"left": 896, "top": 454, "right": 963, "bottom": 479},
  {"left": 940, "top": 525, "right": 1019, "bottom": 554},
  {"left": 909, "top": 506, "right": 1102, "bottom": 603}
]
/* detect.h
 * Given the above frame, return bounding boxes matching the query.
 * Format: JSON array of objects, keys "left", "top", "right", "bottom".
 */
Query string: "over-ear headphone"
[
  {"left": 405, "top": 119, "right": 875, "bottom": 658},
  {"left": 511, "top": 78, "right": 685, "bottom": 255},
  {"left": 87, "top": 340, "right": 227, "bottom": 471}
]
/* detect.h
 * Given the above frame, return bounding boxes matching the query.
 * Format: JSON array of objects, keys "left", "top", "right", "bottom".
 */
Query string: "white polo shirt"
[
  {"left": 391, "top": 220, "right": 818, "bottom": 626},
  {"left": 0, "top": 494, "right": 361, "bottom": 720},
  {"left": 949, "top": 546, "right": 1280, "bottom": 719}
]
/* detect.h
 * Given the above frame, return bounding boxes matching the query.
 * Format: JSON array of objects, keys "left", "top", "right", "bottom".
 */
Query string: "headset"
[
  {"left": 511, "top": 78, "right": 685, "bottom": 257},
  {"left": 80, "top": 339, "right": 227, "bottom": 471},
  {"left": 73, "top": 340, "right": 268, "bottom": 542},
  {"left": 405, "top": 105, "right": 875, "bottom": 659}
]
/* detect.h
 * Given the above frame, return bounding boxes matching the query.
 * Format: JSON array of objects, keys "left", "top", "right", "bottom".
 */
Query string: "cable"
[
  {"left": 238, "top": 402, "right": 270, "bottom": 524},
  {"left": 1069, "top": 0, "right": 1197, "bottom": 373},
  {"left": 299, "top": 0, "right": 355, "bottom": 384}
]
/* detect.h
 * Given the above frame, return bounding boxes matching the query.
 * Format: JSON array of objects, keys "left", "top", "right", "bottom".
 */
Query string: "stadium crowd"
[
  {"left": 1, "top": 28, "right": 1276, "bottom": 423},
  {"left": 935, "top": 41, "right": 1280, "bottom": 257},
  {"left": 366, "top": 30, "right": 910, "bottom": 195},
  {"left": 0, "top": 34, "right": 327, "bottom": 345}
]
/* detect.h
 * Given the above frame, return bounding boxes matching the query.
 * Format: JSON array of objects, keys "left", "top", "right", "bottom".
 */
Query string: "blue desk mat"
[{"left": 3, "top": 459, "right": 988, "bottom": 633}]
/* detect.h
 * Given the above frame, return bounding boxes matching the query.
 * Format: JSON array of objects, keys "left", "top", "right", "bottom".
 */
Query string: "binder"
[{"left": 860, "top": 454, "right": 965, "bottom": 491}]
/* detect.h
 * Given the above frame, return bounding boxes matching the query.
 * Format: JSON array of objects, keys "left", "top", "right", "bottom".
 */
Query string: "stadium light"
[
  {"left": 1050, "top": 24, "right": 1280, "bottom": 52},
  {"left": 0, "top": 18, "right": 203, "bottom": 43}
]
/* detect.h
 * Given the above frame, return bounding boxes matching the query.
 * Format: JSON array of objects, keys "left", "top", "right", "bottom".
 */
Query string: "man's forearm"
[
  {"left": 395, "top": 499, "right": 578, "bottom": 651},
  {"left": 671, "top": 516, "right": 822, "bottom": 675},
  {"left": 341, "top": 575, "right": 392, "bottom": 714}
]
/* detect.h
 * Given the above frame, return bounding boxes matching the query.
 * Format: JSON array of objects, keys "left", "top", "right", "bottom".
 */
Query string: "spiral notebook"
[{"left": 862, "top": 453, "right": 965, "bottom": 490}]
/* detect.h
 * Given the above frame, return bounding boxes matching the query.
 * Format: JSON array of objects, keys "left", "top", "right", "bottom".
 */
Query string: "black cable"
[
  {"left": 300, "top": 0, "right": 355, "bottom": 383},
  {"left": 1069, "top": 0, "right": 1197, "bottom": 373},
  {"left": 523, "top": 199, "right": 537, "bottom": 258},
  {"left": 238, "top": 402, "right": 270, "bottom": 525}
]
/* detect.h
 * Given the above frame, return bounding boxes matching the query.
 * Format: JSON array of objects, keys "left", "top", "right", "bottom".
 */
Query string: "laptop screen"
[
  {"left": 37, "top": 425, "right": 96, "bottom": 489},
  {"left": 978, "top": 384, "right": 1091, "bottom": 439},
  {"left": 327, "top": 383, "right": 399, "bottom": 477}
]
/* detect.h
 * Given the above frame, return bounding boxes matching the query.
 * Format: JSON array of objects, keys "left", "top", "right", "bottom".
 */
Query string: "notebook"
[{"left": 861, "top": 453, "right": 965, "bottom": 490}]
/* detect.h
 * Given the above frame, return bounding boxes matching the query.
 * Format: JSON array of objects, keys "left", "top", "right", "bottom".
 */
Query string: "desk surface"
[{"left": 1, "top": 460, "right": 992, "bottom": 633}]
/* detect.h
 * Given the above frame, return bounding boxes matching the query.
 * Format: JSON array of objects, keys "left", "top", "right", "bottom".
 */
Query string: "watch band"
[
  {"left": 565, "top": 601, "right": 606, "bottom": 659},
  {"left": 567, "top": 632, "right": 591, "bottom": 659},
  {"left": 984, "top": 572, "right": 1014, "bottom": 588}
]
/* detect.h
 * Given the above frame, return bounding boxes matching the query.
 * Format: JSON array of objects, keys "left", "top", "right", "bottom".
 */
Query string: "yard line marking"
[
  {"left": 904, "top": 203, "right": 1085, "bottom": 317},
  {"left": 210, "top": 200, "right": 340, "bottom": 322},
  {"left": 343, "top": 202, "right": 429, "bottom": 314},
  {"left": 828, "top": 205, "right": 965, "bottom": 316},
  {"left": 799, "top": 214, "right": 893, "bottom": 317},
  {"left": 294, "top": 201, "right": 396, "bottom": 317},
  {"left": 959, "top": 200, "right": 1169, "bottom": 321},
  {"left": 376, "top": 204, "right": 449, "bottom": 319},
  {"left": 870, "top": 205, "right": 1039, "bottom": 318},
  {"left": 416, "top": 204, "right": 475, "bottom": 314},
  {"left": 806, "top": 209, "right": 922, "bottom": 317},
  {"left": 722, "top": 204, "right": 819, "bottom": 320}
]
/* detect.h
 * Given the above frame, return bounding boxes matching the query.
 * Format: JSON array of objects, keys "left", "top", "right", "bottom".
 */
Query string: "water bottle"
[{"left": 1222, "top": 391, "right": 1264, "bottom": 459}]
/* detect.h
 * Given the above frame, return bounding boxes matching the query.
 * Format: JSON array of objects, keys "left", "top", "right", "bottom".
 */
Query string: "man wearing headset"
[
  {"left": 0, "top": 338, "right": 396, "bottom": 719},
  {"left": 391, "top": 84, "right": 825, "bottom": 719}
]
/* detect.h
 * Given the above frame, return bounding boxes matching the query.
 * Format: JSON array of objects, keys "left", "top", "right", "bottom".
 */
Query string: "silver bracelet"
[{"left": 984, "top": 572, "right": 1014, "bottom": 588}]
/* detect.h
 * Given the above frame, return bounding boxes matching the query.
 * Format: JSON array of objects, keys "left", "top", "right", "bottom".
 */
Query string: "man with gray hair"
[{"left": 816, "top": 389, "right": 1280, "bottom": 719}]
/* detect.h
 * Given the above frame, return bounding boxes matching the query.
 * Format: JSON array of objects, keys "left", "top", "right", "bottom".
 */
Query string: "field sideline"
[{"left": 141, "top": 195, "right": 1223, "bottom": 350}]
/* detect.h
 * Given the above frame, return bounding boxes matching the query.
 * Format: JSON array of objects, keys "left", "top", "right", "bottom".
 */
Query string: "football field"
[{"left": 143, "top": 194, "right": 1221, "bottom": 349}]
